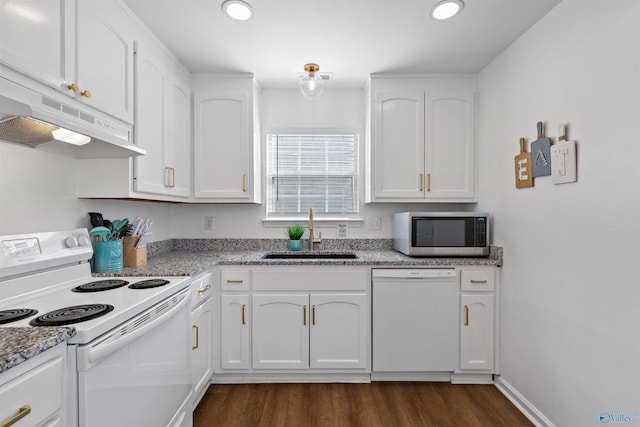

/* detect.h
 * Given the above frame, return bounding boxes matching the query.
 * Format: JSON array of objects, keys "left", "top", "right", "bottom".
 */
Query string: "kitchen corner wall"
[{"left": 476, "top": 1, "right": 640, "bottom": 425}]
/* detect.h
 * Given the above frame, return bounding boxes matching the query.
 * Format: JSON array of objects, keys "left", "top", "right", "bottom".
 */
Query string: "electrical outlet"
[
  {"left": 337, "top": 224, "right": 348, "bottom": 239},
  {"left": 367, "top": 217, "right": 381, "bottom": 230},
  {"left": 204, "top": 216, "right": 214, "bottom": 231}
]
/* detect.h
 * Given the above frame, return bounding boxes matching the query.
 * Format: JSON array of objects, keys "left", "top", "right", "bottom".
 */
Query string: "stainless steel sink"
[{"left": 262, "top": 252, "right": 358, "bottom": 260}]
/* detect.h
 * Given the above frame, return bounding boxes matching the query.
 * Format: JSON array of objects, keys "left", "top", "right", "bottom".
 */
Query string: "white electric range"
[{"left": 0, "top": 228, "right": 193, "bottom": 427}]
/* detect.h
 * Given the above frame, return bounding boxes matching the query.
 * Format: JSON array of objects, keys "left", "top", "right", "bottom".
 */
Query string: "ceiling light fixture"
[
  {"left": 221, "top": 0, "right": 253, "bottom": 21},
  {"left": 299, "top": 63, "right": 324, "bottom": 101},
  {"left": 431, "top": 0, "right": 464, "bottom": 20}
]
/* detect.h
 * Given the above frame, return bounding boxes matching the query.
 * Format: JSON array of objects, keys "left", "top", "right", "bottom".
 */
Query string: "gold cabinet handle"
[
  {"left": 67, "top": 83, "right": 78, "bottom": 92},
  {"left": 470, "top": 280, "right": 488, "bottom": 284},
  {"left": 242, "top": 174, "right": 247, "bottom": 192},
  {"left": 419, "top": 173, "right": 424, "bottom": 192},
  {"left": 164, "top": 166, "right": 172, "bottom": 188},
  {"left": 227, "top": 279, "right": 244, "bottom": 284},
  {"left": 464, "top": 305, "right": 469, "bottom": 326},
  {"left": 312, "top": 305, "right": 316, "bottom": 325},
  {"left": 192, "top": 325, "right": 199, "bottom": 350},
  {"left": 427, "top": 173, "right": 431, "bottom": 192},
  {"left": 80, "top": 89, "right": 92, "bottom": 98},
  {"left": 1, "top": 405, "right": 31, "bottom": 427},
  {"left": 241, "top": 304, "right": 246, "bottom": 325},
  {"left": 303, "top": 305, "right": 307, "bottom": 326},
  {"left": 198, "top": 285, "right": 211, "bottom": 294}
]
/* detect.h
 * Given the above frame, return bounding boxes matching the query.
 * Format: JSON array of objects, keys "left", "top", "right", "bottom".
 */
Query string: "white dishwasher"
[{"left": 372, "top": 268, "right": 457, "bottom": 376}]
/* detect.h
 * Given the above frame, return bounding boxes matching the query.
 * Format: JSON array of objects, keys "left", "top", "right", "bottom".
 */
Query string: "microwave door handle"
[{"left": 77, "top": 289, "right": 190, "bottom": 369}]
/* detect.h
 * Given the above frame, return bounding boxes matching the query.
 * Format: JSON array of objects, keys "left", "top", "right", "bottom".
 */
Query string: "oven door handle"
[{"left": 77, "top": 288, "right": 191, "bottom": 370}]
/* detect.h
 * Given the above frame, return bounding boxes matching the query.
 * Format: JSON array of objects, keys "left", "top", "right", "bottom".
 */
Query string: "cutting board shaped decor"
[
  {"left": 551, "top": 123, "right": 577, "bottom": 184},
  {"left": 531, "top": 121, "right": 552, "bottom": 177},
  {"left": 514, "top": 137, "right": 534, "bottom": 188}
]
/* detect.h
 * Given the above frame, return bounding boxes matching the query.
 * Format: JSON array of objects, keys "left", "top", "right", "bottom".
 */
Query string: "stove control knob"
[
  {"left": 77, "top": 235, "right": 91, "bottom": 247},
  {"left": 65, "top": 235, "right": 79, "bottom": 248}
]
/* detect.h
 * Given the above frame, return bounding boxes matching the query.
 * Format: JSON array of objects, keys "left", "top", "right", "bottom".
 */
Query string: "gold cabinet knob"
[
  {"left": 80, "top": 90, "right": 92, "bottom": 98},
  {"left": 67, "top": 83, "right": 78, "bottom": 92}
]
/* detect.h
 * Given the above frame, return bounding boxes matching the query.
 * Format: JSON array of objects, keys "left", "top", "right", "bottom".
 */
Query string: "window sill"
[{"left": 262, "top": 217, "right": 364, "bottom": 228}]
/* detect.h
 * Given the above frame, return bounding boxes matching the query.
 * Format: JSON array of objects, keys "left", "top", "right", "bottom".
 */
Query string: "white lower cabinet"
[
  {"left": 191, "top": 272, "right": 214, "bottom": 407},
  {"left": 220, "top": 293, "right": 250, "bottom": 370},
  {"left": 216, "top": 267, "right": 370, "bottom": 379},
  {"left": 459, "top": 293, "right": 494, "bottom": 370},
  {"left": 0, "top": 344, "right": 66, "bottom": 427},
  {"left": 252, "top": 293, "right": 368, "bottom": 370},
  {"left": 454, "top": 268, "right": 497, "bottom": 383}
]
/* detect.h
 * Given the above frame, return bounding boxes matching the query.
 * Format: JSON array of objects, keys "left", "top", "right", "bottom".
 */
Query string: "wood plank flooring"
[{"left": 194, "top": 382, "right": 532, "bottom": 427}]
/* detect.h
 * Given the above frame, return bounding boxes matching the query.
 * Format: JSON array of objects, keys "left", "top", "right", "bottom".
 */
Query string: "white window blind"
[{"left": 266, "top": 133, "right": 359, "bottom": 216}]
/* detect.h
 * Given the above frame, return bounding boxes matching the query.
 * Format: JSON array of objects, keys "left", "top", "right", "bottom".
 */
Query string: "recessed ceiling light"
[
  {"left": 221, "top": 0, "right": 253, "bottom": 21},
  {"left": 431, "top": 0, "right": 464, "bottom": 20}
]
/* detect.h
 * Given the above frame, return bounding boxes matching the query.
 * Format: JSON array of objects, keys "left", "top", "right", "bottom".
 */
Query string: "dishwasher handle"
[
  {"left": 77, "top": 288, "right": 191, "bottom": 370},
  {"left": 372, "top": 269, "right": 456, "bottom": 279}
]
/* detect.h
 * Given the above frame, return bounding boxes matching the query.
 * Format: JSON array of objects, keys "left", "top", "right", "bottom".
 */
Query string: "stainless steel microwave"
[{"left": 393, "top": 212, "right": 490, "bottom": 257}]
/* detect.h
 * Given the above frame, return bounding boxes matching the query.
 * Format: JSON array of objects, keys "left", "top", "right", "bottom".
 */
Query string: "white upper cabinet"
[
  {"left": 193, "top": 75, "right": 261, "bottom": 203},
  {"left": 0, "top": 0, "right": 135, "bottom": 123},
  {"left": 133, "top": 40, "right": 191, "bottom": 198},
  {"left": 76, "top": 0, "right": 134, "bottom": 123},
  {"left": 0, "top": 0, "right": 74, "bottom": 92},
  {"left": 366, "top": 76, "right": 477, "bottom": 203}
]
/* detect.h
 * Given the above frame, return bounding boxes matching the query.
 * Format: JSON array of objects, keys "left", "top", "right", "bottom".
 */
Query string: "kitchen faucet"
[{"left": 308, "top": 208, "right": 322, "bottom": 251}]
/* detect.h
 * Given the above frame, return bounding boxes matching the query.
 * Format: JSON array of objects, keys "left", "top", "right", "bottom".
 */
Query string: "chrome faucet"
[{"left": 308, "top": 208, "right": 322, "bottom": 251}]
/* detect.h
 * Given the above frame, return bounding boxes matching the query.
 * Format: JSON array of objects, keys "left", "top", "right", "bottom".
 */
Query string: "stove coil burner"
[
  {"left": 0, "top": 308, "right": 38, "bottom": 325},
  {"left": 72, "top": 279, "right": 130, "bottom": 292},
  {"left": 29, "top": 304, "right": 114, "bottom": 326},
  {"left": 128, "top": 279, "right": 170, "bottom": 289}
]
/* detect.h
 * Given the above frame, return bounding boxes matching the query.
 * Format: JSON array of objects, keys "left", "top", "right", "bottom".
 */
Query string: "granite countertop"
[
  {"left": 95, "top": 244, "right": 502, "bottom": 278},
  {"left": 0, "top": 327, "right": 76, "bottom": 374}
]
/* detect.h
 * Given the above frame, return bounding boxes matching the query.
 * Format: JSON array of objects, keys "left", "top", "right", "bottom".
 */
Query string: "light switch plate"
[{"left": 551, "top": 140, "right": 577, "bottom": 184}]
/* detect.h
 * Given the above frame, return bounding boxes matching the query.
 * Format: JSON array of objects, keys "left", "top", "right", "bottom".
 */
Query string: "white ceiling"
[{"left": 123, "top": 0, "right": 562, "bottom": 89}]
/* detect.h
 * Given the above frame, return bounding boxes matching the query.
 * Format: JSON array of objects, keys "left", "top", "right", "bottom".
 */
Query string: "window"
[{"left": 266, "top": 132, "right": 359, "bottom": 217}]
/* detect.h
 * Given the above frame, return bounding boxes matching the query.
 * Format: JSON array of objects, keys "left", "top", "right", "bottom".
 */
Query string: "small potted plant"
[{"left": 287, "top": 225, "right": 305, "bottom": 251}]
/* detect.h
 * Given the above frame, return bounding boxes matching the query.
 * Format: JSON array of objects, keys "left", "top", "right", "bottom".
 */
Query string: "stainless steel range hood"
[{"left": 0, "top": 76, "right": 146, "bottom": 158}]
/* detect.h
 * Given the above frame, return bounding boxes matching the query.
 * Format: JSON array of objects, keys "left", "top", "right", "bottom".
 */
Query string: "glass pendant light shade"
[{"left": 300, "top": 63, "right": 324, "bottom": 100}]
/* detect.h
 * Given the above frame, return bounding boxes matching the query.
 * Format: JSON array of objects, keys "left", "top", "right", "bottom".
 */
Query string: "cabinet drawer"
[
  {"left": 460, "top": 270, "right": 494, "bottom": 292},
  {"left": 0, "top": 356, "right": 63, "bottom": 427},
  {"left": 221, "top": 270, "right": 251, "bottom": 291}
]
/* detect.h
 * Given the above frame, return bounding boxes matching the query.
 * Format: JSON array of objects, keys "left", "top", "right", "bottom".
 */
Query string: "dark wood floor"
[{"left": 194, "top": 382, "right": 532, "bottom": 427}]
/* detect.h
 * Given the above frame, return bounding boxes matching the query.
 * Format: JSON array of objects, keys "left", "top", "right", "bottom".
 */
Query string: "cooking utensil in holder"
[
  {"left": 123, "top": 236, "right": 147, "bottom": 267},
  {"left": 94, "top": 240, "right": 123, "bottom": 272}
]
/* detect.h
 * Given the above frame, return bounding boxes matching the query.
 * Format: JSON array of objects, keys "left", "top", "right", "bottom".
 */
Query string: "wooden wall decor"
[
  {"left": 514, "top": 137, "right": 534, "bottom": 188},
  {"left": 531, "top": 121, "right": 552, "bottom": 177}
]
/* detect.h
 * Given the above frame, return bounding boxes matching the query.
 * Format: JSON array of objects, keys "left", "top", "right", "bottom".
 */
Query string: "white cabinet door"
[
  {"left": 165, "top": 72, "right": 191, "bottom": 197},
  {"left": 460, "top": 293, "right": 494, "bottom": 371},
  {"left": 76, "top": 0, "right": 134, "bottom": 123},
  {"left": 309, "top": 293, "right": 368, "bottom": 369},
  {"left": 220, "top": 294, "right": 250, "bottom": 369},
  {"left": 0, "top": 0, "right": 74, "bottom": 93},
  {"left": 252, "top": 294, "right": 309, "bottom": 370},
  {"left": 133, "top": 44, "right": 166, "bottom": 195},
  {"left": 191, "top": 299, "right": 212, "bottom": 401},
  {"left": 425, "top": 91, "right": 475, "bottom": 199},
  {"left": 373, "top": 91, "right": 425, "bottom": 199},
  {"left": 193, "top": 89, "right": 250, "bottom": 200}
]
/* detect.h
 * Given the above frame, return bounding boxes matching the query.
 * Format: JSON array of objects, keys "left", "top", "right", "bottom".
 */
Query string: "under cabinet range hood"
[{"left": 0, "top": 76, "right": 146, "bottom": 158}]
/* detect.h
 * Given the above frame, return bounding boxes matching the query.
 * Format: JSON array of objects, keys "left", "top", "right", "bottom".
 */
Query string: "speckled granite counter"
[
  {"left": 0, "top": 327, "right": 76, "bottom": 373},
  {"left": 94, "top": 239, "right": 502, "bottom": 278}
]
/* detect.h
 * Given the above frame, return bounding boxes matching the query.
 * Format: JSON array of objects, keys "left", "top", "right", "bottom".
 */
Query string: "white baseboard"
[{"left": 493, "top": 376, "right": 555, "bottom": 427}]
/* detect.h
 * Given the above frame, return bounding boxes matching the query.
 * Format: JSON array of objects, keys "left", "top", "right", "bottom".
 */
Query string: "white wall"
[
  {"left": 477, "top": 0, "right": 640, "bottom": 425},
  {"left": 0, "top": 142, "right": 173, "bottom": 239},
  {"left": 172, "top": 87, "right": 460, "bottom": 239}
]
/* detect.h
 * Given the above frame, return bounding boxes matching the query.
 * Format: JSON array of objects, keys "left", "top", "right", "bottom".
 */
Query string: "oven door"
[{"left": 76, "top": 288, "right": 192, "bottom": 427}]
